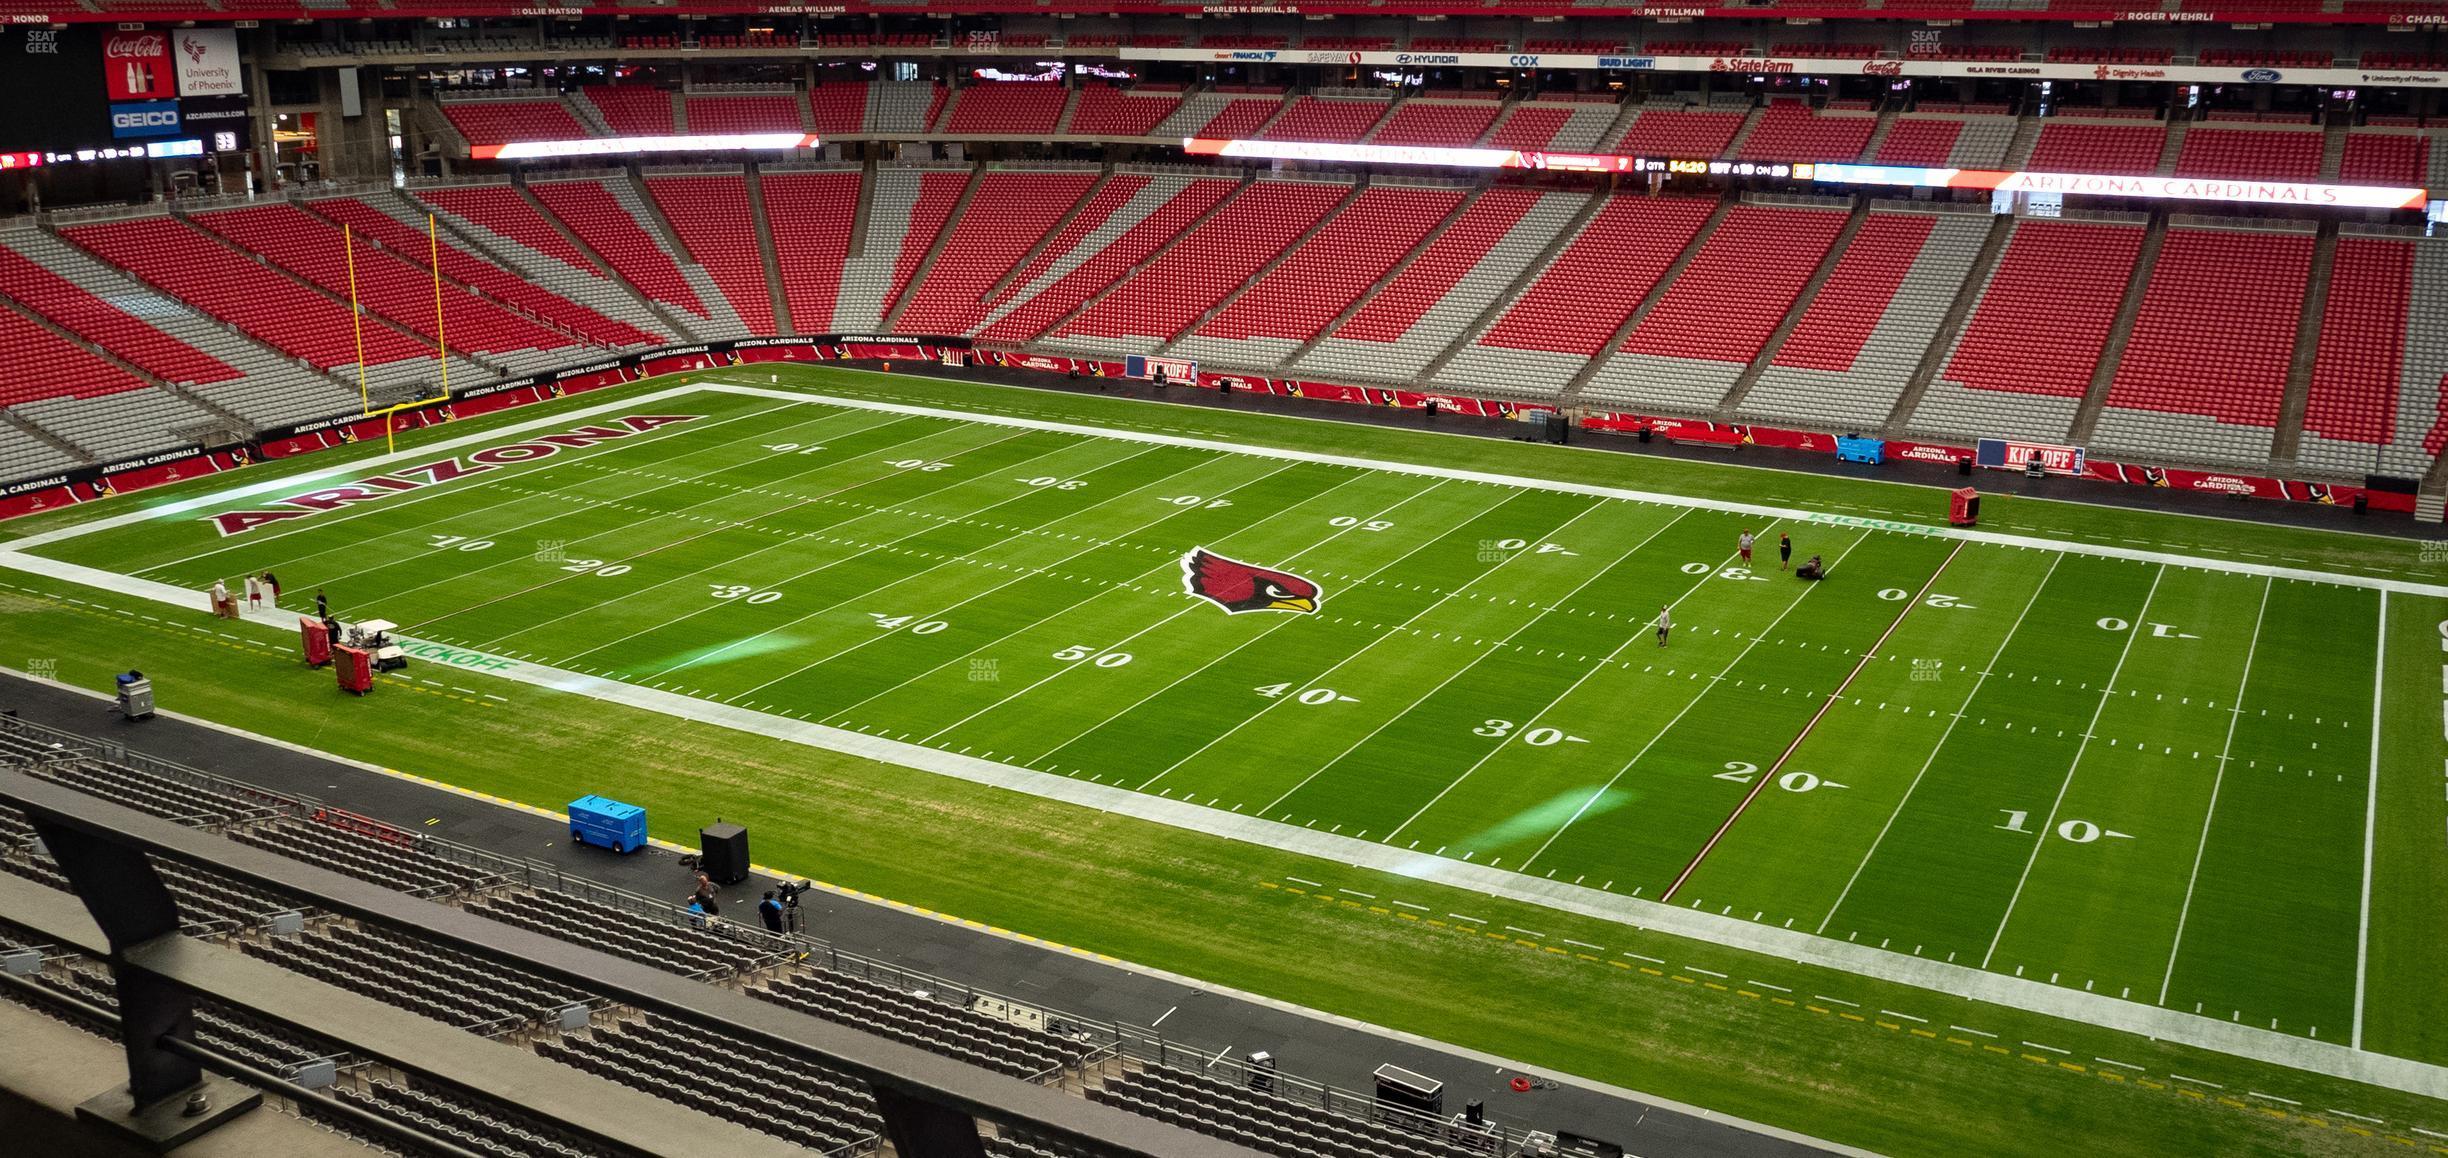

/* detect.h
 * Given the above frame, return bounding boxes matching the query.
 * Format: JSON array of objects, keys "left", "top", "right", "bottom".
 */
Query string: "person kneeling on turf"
[{"left": 1795, "top": 555, "right": 1825, "bottom": 581}]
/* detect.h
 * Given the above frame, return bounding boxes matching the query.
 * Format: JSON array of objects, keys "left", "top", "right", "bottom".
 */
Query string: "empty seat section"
[
  {"left": 1370, "top": 101, "right": 1501, "bottom": 147},
  {"left": 415, "top": 184, "right": 599, "bottom": 274},
  {"left": 0, "top": 248, "right": 234, "bottom": 387},
  {"left": 1612, "top": 109, "right": 1744, "bottom": 156},
  {"left": 1179, "top": 185, "right": 1462, "bottom": 366},
  {"left": 1055, "top": 180, "right": 1349, "bottom": 351},
  {"left": 1300, "top": 187, "right": 1565, "bottom": 382},
  {"left": 1585, "top": 205, "right": 1847, "bottom": 411},
  {"left": 1257, "top": 96, "right": 1388, "bottom": 143},
  {"left": 895, "top": 170, "right": 1098, "bottom": 335},
  {"left": 579, "top": 86, "right": 674, "bottom": 136},
  {"left": 2092, "top": 228, "right": 2310, "bottom": 465},
  {"left": 65, "top": 217, "right": 431, "bottom": 371},
  {"left": 946, "top": 82, "right": 1068, "bottom": 135},
  {"left": 1744, "top": 212, "right": 1986, "bottom": 429},
  {"left": 1736, "top": 105, "right": 1875, "bottom": 161},
  {"left": 644, "top": 175, "right": 778, "bottom": 334},
  {"left": 807, "top": 83, "right": 869, "bottom": 135},
  {"left": 2300, "top": 236, "right": 2417, "bottom": 476},
  {"left": 440, "top": 99, "right": 589, "bottom": 144},
  {"left": 530, "top": 180, "right": 707, "bottom": 317},
  {"left": 760, "top": 170, "right": 859, "bottom": 333},
  {"left": 2172, "top": 127, "right": 2323, "bottom": 181},
  {"left": 1486, "top": 102, "right": 1618, "bottom": 152},
  {"left": 1915, "top": 219, "right": 2145, "bottom": 442},
  {"left": 2340, "top": 132, "right": 2427, "bottom": 186},
  {"left": 310, "top": 198, "right": 658, "bottom": 347},
  {"left": 1066, "top": 86, "right": 1183, "bottom": 137},
  {"left": 864, "top": 82, "right": 944, "bottom": 133},
  {"left": 1872, "top": 117, "right": 1962, "bottom": 165},
  {"left": 193, "top": 204, "right": 574, "bottom": 359},
  {"left": 831, "top": 167, "right": 969, "bottom": 331},
  {"left": 2025, "top": 119, "right": 2166, "bottom": 175},
  {"left": 1190, "top": 92, "right": 1286, "bottom": 138},
  {"left": 1437, "top": 196, "right": 1715, "bottom": 398},
  {"left": 683, "top": 94, "right": 803, "bottom": 134},
  {"left": 0, "top": 310, "right": 148, "bottom": 406},
  {"left": 1459, "top": 197, "right": 1714, "bottom": 359},
  {"left": 974, "top": 175, "right": 1233, "bottom": 344}
]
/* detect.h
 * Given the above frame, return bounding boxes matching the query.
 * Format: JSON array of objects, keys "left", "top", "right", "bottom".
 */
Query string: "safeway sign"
[{"left": 175, "top": 27, "right": 241, "bottom": 98}]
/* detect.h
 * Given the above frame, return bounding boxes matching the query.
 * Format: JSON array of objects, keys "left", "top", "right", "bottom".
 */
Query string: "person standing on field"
[
  {"left": 210, "top": 578, "right": 231, "bottom": 618},
  {"left": 1779, "top": 532, "right": 1793, "bottom": 571},
  {"left": 1738, "top": 530, "right": 1755, "bottom": 566},
  {"left": 1654, "top": 604, "right": 1672, "bottom": 648}
]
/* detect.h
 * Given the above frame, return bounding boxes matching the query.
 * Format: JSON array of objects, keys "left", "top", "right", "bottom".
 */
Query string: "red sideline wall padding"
[{"left": 0, "top": 340, "right": 2416, "bottom": 522}]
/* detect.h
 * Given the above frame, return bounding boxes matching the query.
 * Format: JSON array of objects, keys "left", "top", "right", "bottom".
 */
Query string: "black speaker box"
[{"left": 698, "top": 823, "right": 750, "bottom": 885}]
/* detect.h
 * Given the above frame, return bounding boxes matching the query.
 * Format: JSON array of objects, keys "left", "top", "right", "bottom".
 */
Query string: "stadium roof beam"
[{"left": 0, "top": 768, "right": 1268, "bottom": 1158}]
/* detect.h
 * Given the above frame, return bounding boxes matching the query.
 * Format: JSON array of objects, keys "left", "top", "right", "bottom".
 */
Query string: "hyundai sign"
[{"left": 108, "top": 99, "right": 178, "bottom": 138}]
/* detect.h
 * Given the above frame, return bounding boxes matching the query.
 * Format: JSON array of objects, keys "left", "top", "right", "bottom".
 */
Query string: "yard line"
[
  {"left": 813, "top": 461, "right": 1318, "bottom": 727},
  {"left": 265, "top": 404, "right": 894, "bottom": 590},
  {"left": 522, "top": 436, "right": 1173, "bottom": 662},
  {"left": 1516, "top": 529, "right": 1872, "bottom": 875},
  {"left": 2355, "top": 589, "right": 2387, "bottom": 1049},
  {"left": 728, "top": 447, "right": 1248, "bottom": 703},
  {"left": 137, "top": 396, "right": 822, "bottom": 576},
  {"left": 917, "top": 477, "right": 1443, "bottom": 746},
  {"left": 312, "top": 410, "right": 934, "bottom": 600},
  {"left": 1981, "top": 564, "right": 2168, "bottom": 969},
  {"left": 409, "top": 426, "right": 1051, "bottom": 637},
  {"left": 1017, "top": 478, "right": 1504, "bottom": 772},
  {"left": 1162, "top": 494, "right": 1623, "bottom": 801},
  {"left": 2158, "top": 577, "right": 2273, "bottom": 1004},
  {"left": 1371, "top": 509, "right": 1708, "bottom": 841},
  {"left": 1662, "top": 540, "right": 1964, "bottom": 903},
  {"left": 1818, "top": 552, "right": 2064, "bottom": 934}
]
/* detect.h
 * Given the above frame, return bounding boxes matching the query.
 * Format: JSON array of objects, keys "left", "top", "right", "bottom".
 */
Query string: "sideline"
[
  {"left": 2, "top": 669, "right": 1874, "bottom": 1158},
  {"left": 6, "top": 383, "right": 2448, "bottom": 1100}
]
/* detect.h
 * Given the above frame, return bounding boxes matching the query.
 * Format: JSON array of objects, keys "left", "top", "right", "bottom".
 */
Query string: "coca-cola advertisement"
[{"left": 102, "top": 31, "right": 171, "bottom": 102}]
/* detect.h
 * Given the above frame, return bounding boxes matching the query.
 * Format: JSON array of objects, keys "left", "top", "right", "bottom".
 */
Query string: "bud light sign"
[
  {"left": 109, "top": 99, "right": 178, "bottom": 138},
  {"left": 102, "top": 31, "right": 169, "bottom": 100}
]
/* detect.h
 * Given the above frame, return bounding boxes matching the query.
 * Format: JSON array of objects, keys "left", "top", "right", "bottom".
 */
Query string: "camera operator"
[{"left": 758, "top": 890, "right": 785, "bottom": 933}]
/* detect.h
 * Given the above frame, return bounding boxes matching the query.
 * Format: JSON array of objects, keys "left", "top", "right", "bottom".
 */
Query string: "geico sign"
[{"left": 112, "top": 108, "right": 177, "bottom": 129}]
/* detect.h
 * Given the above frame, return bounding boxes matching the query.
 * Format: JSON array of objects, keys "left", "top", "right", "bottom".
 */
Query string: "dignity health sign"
[{"left": 175, "top": 27, "right": 241, "bottom": 98}]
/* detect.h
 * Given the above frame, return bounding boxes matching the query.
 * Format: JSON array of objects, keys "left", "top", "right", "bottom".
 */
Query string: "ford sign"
[{"left": 2240, "top": 68, "right": 2283, "bottom": 83}]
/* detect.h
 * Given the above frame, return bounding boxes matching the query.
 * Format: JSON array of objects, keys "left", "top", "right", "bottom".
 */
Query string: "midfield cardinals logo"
[{"left": 1180, "top": 549, "right": 1322, "bottom": 615}]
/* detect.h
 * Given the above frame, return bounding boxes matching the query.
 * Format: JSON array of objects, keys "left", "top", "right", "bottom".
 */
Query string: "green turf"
[{"left": 5, "top": 364, "right": 2445, "bottom": 1156}]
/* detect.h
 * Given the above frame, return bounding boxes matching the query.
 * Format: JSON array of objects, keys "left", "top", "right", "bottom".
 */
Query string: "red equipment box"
[
  {"left": 300, "top": 616, "right": 332, "bottom": 668},
  {"left": 335, "top": 646, "right": 373, "bottom": 695},
  {"left": 1949, "top": 487, "right": 1981, "bottom": 527}
]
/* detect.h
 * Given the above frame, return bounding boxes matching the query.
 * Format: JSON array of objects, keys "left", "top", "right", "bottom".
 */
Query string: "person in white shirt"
[
  {"left": 1738, "top": 530, "right": 1755, "bottom": 565},
  {"left": 1654, "top": 604, "right": 1672, "bottom": 647}
]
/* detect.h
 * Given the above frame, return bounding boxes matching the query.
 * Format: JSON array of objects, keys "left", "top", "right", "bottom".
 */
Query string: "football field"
[{"left": 18, "top": 375, "right": 2443, "bottom": 1070}]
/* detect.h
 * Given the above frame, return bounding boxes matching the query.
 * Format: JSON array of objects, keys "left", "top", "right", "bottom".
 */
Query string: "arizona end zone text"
[{"left": 205, "top": 415, "right": 702, "bottom": 537}]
